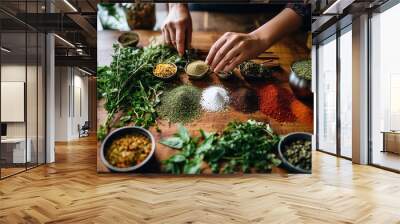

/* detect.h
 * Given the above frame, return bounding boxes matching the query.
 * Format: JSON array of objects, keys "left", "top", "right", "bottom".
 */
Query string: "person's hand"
[
  {"left": 162, "top": 4, "right": 192, "bottom": 56},
  {"left": 206, "top": 32, "right": 269, "bottom": 73}
]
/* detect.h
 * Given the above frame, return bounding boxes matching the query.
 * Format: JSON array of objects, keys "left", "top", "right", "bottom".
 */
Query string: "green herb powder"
[{"left": 158, "top": 85, "right": 202, "bottom": 123}]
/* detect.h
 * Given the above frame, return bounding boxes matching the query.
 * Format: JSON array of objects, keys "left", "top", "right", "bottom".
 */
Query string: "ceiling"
[{"left": 0, "top": 0, "right": 98, "bottom": 72}]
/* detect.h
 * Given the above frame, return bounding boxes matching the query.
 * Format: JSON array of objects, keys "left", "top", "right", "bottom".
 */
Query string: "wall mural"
[{"left": 96, "top": 3, "right": 313, "bottom": 175}]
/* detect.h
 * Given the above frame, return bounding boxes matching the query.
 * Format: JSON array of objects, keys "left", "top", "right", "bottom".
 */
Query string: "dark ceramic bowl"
[
  {"left": 289, "top": 66, "right": 312, "bottom": 100},
  {"left": 277, "top": 132, "right": 312, "bottom": 174},
  {"left": 100, "top": 126, "right": 155, "bottom": 172}
]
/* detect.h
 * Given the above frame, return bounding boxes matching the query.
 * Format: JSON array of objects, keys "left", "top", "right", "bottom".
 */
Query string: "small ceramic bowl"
[
  {"left": 277, "top": 132, "right": 312, "bottom": 174},
  {"left": 185, "top": 60, "right": 209, "bottom": 80},
  {"left": 100, "top": 126, "right": 156, "bottom": 172},
  {"left": 118, "top": 32, "right": 140, "bottom": 48},
  {"left": 289, "top": 64, "right": 312, "bottom": 100},
  {"left": 153, "top": 63, "right": 178, "bottom": 80}
]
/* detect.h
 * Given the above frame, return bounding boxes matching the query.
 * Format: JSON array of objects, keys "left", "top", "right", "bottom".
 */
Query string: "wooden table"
[{"left": 97, "top": 30, "right": 313, "bottom": 173}]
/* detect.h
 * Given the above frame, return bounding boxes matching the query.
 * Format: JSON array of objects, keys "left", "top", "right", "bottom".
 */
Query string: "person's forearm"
[
  {"left": 168, "top": 3, "right": 188, "bottom": 11},
  {"left": 250, "top": 8, "right": 302, "bottom": 50}
]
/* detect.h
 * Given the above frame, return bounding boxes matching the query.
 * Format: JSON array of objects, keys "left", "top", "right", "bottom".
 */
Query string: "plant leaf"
[
  {"left": 197, "top": 134, "right": 215, "bottom": 154},
  {"left": 169, "top": 154, "right": 186, "bottom": 163},
  {"left": 159, "top": 137, "right": 184, "bottom": 149},
  {"left": 177, "top": 124, "right": 190, "bottom": 143}
]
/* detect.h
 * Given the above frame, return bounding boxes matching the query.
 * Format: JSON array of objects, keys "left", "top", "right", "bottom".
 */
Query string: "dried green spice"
[
  {"left": 239, "top": 61, "right": 273, "bottom": 80},
  {"left": 292, "top": 59, "right": 311, "bottom": 81},
  {"left": 284, "top": 139, "right": 312, "bottom": 171},
  {"left": 157, "top": 85, "right": 202, "bottom": 124}
]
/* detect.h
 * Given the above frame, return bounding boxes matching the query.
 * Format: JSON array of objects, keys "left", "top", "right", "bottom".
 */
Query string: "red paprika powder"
[
  {"left": 291, "top": 100, "right": 313, "bottom": 126},
  {"left": 258, "top": 84, "right": 296, "bottom": 122}
]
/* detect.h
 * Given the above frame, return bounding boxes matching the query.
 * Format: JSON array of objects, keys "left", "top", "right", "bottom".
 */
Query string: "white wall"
[
  {"left": 54, "top": 67, "right": 89, "bottom": 141},
  {"left": 1, "top": 65, "right": 36, "bottom": 138}
]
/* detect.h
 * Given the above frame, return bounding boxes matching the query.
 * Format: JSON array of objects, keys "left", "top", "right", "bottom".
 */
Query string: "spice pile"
[
  {"left": 231, "top": 88, "right": 259, "bottom": 113},
  {"left": 186, "top": 60, "right": 209, "bottom": 76},
  {"left": 106, "top": 134, "right": 152, "bottom": 168},
  {"left": 259, "top": 84, "right": 296, "bottom": 122},
  {"left": 291, "top": 100, "right": 313, "bottom": 125},
  {"left": 258, "top": 84, "right": 313, "bottom": 125},
  {"left": 283, "top": 139, "right": 312, "bottom": 171},
  {"left": 200, "top": 86, "right": 230, "bottom": 112},
  {"left": 153, "top": 63, "right": 176, "bottom": 78},
  {"left": 158, "top": 85, "right": 202, "bottom": 124},
  {"left": 292, "top": 59, "right": 311, "bottom": 80},
  {"left": 239, "top": 60, "right": 273, "bottom": 80}
]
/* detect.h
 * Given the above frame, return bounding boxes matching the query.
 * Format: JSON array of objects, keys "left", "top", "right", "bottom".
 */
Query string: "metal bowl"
[
  {"left": 100, "top": 126, "right": 156, "bottom": 172},
  {"left": 289, "top": 66, "right": 312, "bottom": 100},
  {"left": 185, "top": 60, "right": 209, "bottom": 80},
  {"left": 153, "top": 63, "right": 178, "bottom": 80},
  {"left": 277, "top": 132, "right": 312, "bottom": 174},
  {"left": 118, "top": 32, "right": 140, "bottom": 48}
]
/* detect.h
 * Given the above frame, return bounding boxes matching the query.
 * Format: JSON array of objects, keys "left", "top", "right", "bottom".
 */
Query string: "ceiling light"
[
  {"left": 54, "top": 34, "right": 75, "bottom": 48},
  {"left": 1, "top": 47, "right": 11, "bottom": 53},
  {"left": 63, "top": 0, "right": 78, "bottom": 12},
  {"left": 78, "top": 67, "right": 92, "bottom": 76}
]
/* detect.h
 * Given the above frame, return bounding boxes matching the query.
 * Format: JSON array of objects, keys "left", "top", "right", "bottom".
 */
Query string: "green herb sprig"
[
  {"left": 160, "top": 120, "right": 281, "bottom": 174},
  {"left": 160, "top": 125, "right": 217, "bottom": 174},
  {"left": 208, "top": 120, "right": 281, "bottom": 173},
  {"left": 97, "top": 44, "right": 185, "bottom": 140}
]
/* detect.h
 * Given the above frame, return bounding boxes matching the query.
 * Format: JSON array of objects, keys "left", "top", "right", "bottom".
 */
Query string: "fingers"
[
  {"left": 224, "top": 54, "right": 246, "bottom": 72},
  {"left": 210, "top": 37, "right": 240, "bottom": 72},
  {"left": 168, "top": 26, "right": 176, "bottom": 48},
  {"left": 213, "top": 46, "right": 241, "bottom": 73},
  {"left": 176, "top": 26, "right": 185, "bottom": 56},
  {"left": 186, "top": 24, "right": 192, "bottom": 50},
  {"left": 206, "top": 35, "right": 227, "bottom": 67},
  {"left": 162, "top": 27, "right": 171, "bottom": 45}
]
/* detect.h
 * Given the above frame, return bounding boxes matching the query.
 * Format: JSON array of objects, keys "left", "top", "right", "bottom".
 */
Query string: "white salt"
[{"left": 200, "top": 86, "right": 230, "bottom": 112}]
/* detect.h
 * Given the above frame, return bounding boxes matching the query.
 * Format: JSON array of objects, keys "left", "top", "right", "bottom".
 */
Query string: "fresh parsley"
[{"left": 160, "top": 120, "right": 281, "bottom": 174}]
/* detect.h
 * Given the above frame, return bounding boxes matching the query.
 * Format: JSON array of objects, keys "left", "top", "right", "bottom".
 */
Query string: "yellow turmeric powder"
[{"left": 153, "top": 63, "right": 177, "bottom": 78}]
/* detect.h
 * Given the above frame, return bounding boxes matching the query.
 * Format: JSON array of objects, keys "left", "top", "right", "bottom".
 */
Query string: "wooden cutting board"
[{"left": 97, "top": 30, "right": 313, "bottom": 173}]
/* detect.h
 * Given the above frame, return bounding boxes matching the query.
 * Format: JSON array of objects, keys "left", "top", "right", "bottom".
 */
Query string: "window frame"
[
  {"left": 315, "top": 19, "right": 353, "bottom": 161},
  {"left": 367, "top": 0, "right": 400, "bottom": 173}
]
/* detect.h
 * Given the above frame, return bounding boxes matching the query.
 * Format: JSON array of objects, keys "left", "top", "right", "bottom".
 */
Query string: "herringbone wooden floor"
[{"left": 0, "top": 136, "right": 399, "bottom": 224}]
